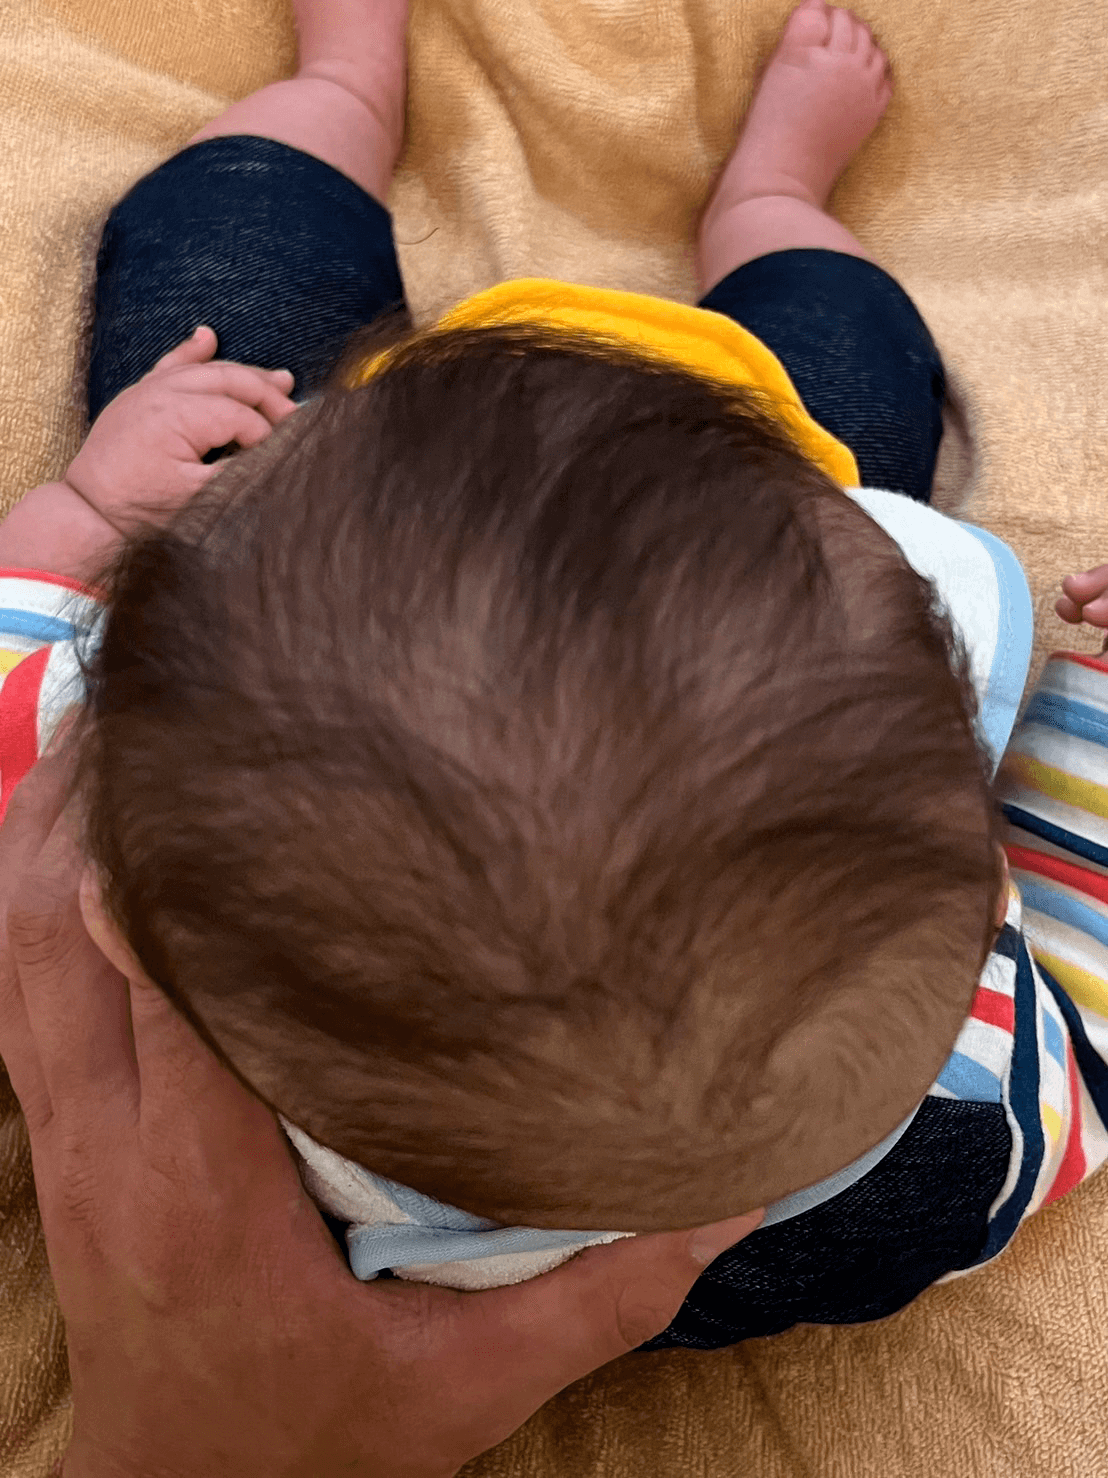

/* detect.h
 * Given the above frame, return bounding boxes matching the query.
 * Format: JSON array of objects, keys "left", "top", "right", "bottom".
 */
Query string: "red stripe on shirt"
[
  {"left": 1006, "top": 844, "right": 1108, "bottom": 908},
  {"left": 0, "top": 567, "right": 99, "bottom": 599},
  {"left": 1042, "top": 1039, "right": 1088, "bottom": 1207},
  {"left": 1049, "top": 651, "right": 1108, "bottom": 675},
  {"left": 0, "top": 647, "right": 49, "bottom": 822},
  {"left": 969, "top": 986, "right": 1015, "bottom": 1034}
]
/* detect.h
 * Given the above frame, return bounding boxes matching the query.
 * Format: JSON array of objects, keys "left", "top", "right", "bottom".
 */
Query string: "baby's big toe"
[{"left": 782, "top": 0, "right": 832, "bottom": 47}]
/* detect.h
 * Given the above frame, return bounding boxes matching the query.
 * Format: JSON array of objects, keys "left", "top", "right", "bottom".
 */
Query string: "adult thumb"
[
  {"left": 573, "top": 1210, "right": 766, "bottom": 1354},
  {"left": 468, "top": 1207, "right": 765, "bottom": 1399}
]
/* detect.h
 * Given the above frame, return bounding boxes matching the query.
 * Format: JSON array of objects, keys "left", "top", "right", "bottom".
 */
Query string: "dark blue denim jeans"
[{"left": 89, "top": 135, "right": 945, "bottom": 502}]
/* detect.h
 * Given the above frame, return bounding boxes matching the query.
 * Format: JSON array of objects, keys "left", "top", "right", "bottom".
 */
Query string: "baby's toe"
[
  {"left": 827, "top": 7, "right": 862, "bottom": 53},
  {"left": 782, "top": 0, "right": 831, "bottom": 48},
  {"left": 865, "top": 45, "right": 893, "bottom": 88}
]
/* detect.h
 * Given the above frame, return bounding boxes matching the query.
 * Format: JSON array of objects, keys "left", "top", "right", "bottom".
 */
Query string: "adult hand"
[{"left": 0, "top": 756, "right": 763, "bottom": 1478}]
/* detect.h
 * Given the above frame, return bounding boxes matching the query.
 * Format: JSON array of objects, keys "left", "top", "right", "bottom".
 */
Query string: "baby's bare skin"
[
  {"left": 188, "top": 0, "right": 409, "bottom": 207},
  {"left": 697, "top": 0, "right": 894, "bottom": 292},
  {"left": 0, "top": 330, "right": 296, "bottom": 579}
]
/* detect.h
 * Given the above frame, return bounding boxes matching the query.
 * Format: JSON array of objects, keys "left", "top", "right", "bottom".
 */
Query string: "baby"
[{"left": 4, "top": 0, "right": 1108, "bottom": 1350}]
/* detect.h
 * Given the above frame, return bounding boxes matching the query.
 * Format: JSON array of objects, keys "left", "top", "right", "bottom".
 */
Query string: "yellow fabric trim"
[
  {"left": 0, "top": 649, "right": 26, "bottom": 676},
  {"left": 1006, "top": 753, "right": 1108, "bottom": 822},
  {"left": 1032, "top": 949, "right": 1108, "bottom": 1018},
  {"left": 348, "top": 278, "right": 860, "bottom": 490}
]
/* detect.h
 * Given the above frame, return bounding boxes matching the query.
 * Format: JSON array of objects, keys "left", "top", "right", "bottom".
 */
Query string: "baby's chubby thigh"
[{"left": 187, "top": 0, "right": 409, "bottom": 208}]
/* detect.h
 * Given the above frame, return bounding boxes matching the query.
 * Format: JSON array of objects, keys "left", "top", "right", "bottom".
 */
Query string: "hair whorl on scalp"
[{"left": 73, "top": 318, "right": 1000, "bottom": 1229}]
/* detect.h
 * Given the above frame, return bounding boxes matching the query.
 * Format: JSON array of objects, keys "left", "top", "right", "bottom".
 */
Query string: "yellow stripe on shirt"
[
  {"left": 1041, "top": 1100, "right": 1063, "bottom": 1150},
  {"left": 1030, "top": 949, "right": 1108, "bottom": 1018},
  {"left": 1005, "top": 752, "right": 1108, "bottom": 822}
]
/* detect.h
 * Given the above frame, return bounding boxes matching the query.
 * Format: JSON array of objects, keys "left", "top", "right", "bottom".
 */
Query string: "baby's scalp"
[{"left": 71, "top": 322, "right": 1000, "bottom": 1231}]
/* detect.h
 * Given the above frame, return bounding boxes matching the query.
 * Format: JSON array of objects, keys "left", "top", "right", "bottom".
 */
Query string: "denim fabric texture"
[
  {"left": 89, "top": 140, "right": 946, "bottom": 513},
  {"left": 88, "top": 136, "right": 405, "bottom": 420},
  {"left": 700, "top": 247, "right": 947, "bottom": 503},
  {"left": 640, "top": 1097, "right": 1012, "bottom": 1351}
]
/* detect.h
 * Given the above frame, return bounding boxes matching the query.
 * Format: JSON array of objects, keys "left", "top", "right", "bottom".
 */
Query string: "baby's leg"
[
  {"left": 188, "top": 0, "right": 408, "bottom": 206},
  {"left": 90, "top": 0, "right": 410, "bottom": 416},
  {"left": 697, "top": 0, "right": 893, "bottom": 295}
]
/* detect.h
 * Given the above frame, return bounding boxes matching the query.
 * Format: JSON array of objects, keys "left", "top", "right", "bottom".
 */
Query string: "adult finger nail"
[{"left": 687, "top": 1209, "right": 764, "bottom": 1266}]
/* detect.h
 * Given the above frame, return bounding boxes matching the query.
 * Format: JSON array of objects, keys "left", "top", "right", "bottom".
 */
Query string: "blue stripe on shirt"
[
  {"left": 0, "top": 608, "right": 76, "bottom": 644},
  {"left": 1017, "top": 878, "right": 1108, "bottom": 953},
  {"left": 1042, "top": 1009, "right": 1066, "bottom": 1068},
  {"left": 1023, "top": 691, "right": 1108, "bottom": 748},
  {"left": 936, "top": 1051, "right": 1003, "bottom": 1102}
]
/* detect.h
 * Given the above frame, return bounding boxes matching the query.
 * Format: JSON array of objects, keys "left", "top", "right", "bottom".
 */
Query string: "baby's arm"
[
  {"left": 0, "top": 479, "right": 124, "bottom": 582},
  {"left": 0, "top": 328, "right": 297, "bottom": 581}
]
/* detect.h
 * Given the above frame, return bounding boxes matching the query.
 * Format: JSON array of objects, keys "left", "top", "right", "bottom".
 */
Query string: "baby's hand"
[
  {"left": 65, "top": 326, "right": 298, "bottom": 532},
  {"left": 1057, "top": 565, "right": 1108, "bottom": 637}
]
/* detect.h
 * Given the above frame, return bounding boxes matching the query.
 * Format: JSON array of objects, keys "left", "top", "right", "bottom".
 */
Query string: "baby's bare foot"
[{"left": 710, "top": 0, "right": 893, "bottom": 214}]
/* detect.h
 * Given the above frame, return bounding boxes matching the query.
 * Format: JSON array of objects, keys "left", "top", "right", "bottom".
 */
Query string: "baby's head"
[{"left": 73, "top": 323, "right": 1001, "bottom": 1231}]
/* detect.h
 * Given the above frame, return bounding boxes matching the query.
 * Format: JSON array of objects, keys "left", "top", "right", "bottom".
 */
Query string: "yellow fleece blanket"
[{"left": 3, "top": 0, "right": 1108, "bottom": 1474}]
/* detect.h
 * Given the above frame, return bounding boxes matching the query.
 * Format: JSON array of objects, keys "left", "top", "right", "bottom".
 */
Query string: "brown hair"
[{"left": 73, "top": 319, "right": 1000, "bottom": 1230}]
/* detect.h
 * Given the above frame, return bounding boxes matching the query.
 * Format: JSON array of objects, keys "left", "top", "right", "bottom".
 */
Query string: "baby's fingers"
[
  {"left": 181, "top": 363, "right": 298, "bottom": 427},
  {"left": 201, "top": 401, "right": 283, "bottom": 453},
  {"left": 148, "top": 325, "right": 219, "bottom": 375},
  {"left": 1056, "top": 594, "right": 1085, "bottom": 624},
  {"left": 1062, "top": 565, "right": 1108, "bottom": 602},
  {"left": 1057, "top": 565, "right": 1108, "bottom": 627},
  {"left": 1068, "top": 593, "right": 1108, "bottom": 630}
]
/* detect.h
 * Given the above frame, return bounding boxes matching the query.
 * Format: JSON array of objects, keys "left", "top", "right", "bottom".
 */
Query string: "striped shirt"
[{"left": 992, "top": 653, "right": 1108, "bottom": 1227}]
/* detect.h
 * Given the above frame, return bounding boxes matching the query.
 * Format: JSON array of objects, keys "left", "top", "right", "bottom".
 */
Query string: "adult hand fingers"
[
  {"left": 0, "top": 757, "right": 77, "bottom": 1128},
  {"left": 126, "top": 968, "right": 292, "bottom": 1178},
  {"left": 7, "top": 803, "right": 138, "bottom": 1139},
  {"left": 493, "top": 1210, "right": 762, "bottom": 1363},
  {"left": 0, "top": 754, "right": 71, "bottom": 907}
]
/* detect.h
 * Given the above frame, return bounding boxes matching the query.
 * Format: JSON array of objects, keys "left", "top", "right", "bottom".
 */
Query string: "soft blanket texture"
[{"left": 2, "top": 0, "right": 1107, "bottom": 1473}]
